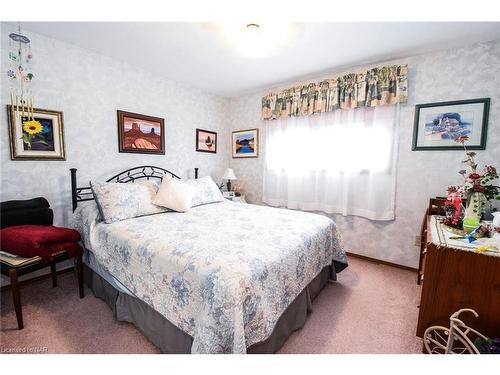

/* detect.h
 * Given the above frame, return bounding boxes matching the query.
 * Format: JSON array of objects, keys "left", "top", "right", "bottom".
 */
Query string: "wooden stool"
[{"left": 1, "top": 250, "right": 84, "bottom": 330}]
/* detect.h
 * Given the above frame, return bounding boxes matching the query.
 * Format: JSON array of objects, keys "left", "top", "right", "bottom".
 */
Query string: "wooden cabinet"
[{"left": 416, "top": 216, "right": 500, "bottom": 338}]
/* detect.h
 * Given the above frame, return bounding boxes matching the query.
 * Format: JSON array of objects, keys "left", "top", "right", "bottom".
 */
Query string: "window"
[{"left": 262, "top": 105, "right": 399, "bottom": 220}]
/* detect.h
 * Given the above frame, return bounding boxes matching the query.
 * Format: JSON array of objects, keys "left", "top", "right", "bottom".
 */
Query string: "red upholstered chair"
[{"left": 0, "top": 197, "right": 84, "bottom": 329}]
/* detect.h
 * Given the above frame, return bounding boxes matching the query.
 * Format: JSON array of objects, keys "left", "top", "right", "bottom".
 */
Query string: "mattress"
[{"left": 73, "top": 200, "right": 347, "bottom": 353}]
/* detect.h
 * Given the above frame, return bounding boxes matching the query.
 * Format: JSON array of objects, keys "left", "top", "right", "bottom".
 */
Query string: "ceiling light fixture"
[
  {"left": 242, "top": 22, "right": 262, "bottom": 58},
  {"left": 221, "top": 22, "right": 292, "bottom": 59}
]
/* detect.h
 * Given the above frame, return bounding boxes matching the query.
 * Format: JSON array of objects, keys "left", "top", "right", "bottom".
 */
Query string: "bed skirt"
[{"left": 83, "top": 264, "right": 336, "bottom": 354}]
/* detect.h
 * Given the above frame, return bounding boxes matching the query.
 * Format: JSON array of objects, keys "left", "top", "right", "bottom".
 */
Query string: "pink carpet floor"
[{"left": 0, "top": 257, "right": 423, "bottom": 354}]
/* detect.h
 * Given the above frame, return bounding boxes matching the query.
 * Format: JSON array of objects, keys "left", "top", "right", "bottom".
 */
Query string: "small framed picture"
[
  {"left": 7, "top": 105, "right": 65, "bottom": 160},
  {"left": 232, "top": 128, "right": 259, "bottom": 158},
  {"left": 196, "top": 128, "right": 217, "bottom": 153},
  {"left": 117, "top": 110, "right": 165, "bottom": 154},
  {"left": 412, "top": 98, "right": 489, "bottom": 151}
]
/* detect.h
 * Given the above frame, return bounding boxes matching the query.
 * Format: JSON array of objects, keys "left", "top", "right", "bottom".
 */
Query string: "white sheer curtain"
[{"left": 262, "top": 105, "right": 400, "bottom": 220}]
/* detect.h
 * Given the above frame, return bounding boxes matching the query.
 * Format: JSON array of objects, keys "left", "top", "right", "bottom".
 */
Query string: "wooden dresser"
[{"left": 416, "top": 215, "right": 500, "bottom": 338}]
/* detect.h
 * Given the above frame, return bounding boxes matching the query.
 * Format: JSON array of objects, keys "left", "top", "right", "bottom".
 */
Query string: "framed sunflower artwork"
[{"left": 7, "top": 105, "right": 65, "bottom": 160}]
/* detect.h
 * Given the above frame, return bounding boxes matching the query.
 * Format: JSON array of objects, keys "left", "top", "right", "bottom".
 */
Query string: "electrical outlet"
[{"left": 414, "top": 235, "right": 421, "bottom": 247}]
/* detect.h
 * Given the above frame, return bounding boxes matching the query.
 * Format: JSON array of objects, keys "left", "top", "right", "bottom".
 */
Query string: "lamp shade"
[{"left": 222, "top": 168, "right": 237, "bottom": 180}]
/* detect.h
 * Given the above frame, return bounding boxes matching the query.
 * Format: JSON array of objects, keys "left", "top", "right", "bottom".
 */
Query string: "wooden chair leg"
[
  {"left": 9, "top": 268, "right": 24, "bottom": 330},
  {"left": 50, "top": 261, "right": 57, "bottom": 287},
  {"left": 75, "top": 255, "right": 84, "bottom": 298}
]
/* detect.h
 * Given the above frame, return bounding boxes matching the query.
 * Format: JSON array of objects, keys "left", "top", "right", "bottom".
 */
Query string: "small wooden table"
[
  {"left": 416, "top": 216, "right": 500, "bottom": 339},
  {"left": 0, "top": 251, "right": 84, "bottom": 330}
]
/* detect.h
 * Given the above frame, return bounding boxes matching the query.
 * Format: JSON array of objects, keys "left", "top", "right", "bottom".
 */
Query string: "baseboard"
[
  {"left": 0, "top": 267, "right": 74, "bottom": 292},
  {"left": 346, "top": 252, "right": 418, "bottom": 272}
]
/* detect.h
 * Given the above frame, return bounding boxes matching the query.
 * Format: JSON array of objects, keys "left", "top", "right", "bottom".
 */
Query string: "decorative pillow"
[
  {"left": 185, "top": 176, "right": 224, "bottom": 207},
  {"left": 152, "top": 177, "right": 194, "bottom": 212},
  {"left": 91, "top": 180, "right": 168, "bottom": 223}
]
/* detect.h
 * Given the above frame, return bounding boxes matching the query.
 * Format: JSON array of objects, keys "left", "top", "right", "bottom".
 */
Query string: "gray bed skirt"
[{"left": 83, "top": 264, "right": 336, "bottom": 354}]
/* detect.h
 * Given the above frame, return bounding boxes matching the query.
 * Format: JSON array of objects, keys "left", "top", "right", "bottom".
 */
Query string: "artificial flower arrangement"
[{"left": 444, "top": 135, "right": 500, "bottom": 233}]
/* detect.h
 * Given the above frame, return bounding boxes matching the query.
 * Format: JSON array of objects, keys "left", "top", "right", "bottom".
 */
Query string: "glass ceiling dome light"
[
  {"left": 240, "top": 23, "right": 263, "bottom": 58},
  {"left": 221, "top": 22, "right": 292, "bottom": 59}
]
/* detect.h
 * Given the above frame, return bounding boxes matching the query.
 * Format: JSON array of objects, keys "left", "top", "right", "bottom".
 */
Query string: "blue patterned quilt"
[{"left": 73, "top": 200, "right": 347, "bottom": 353}]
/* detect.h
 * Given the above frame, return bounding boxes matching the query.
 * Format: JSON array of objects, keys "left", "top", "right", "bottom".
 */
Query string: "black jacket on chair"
[{"left": 0, "top": 197, "right": 54, "bottom": 229}]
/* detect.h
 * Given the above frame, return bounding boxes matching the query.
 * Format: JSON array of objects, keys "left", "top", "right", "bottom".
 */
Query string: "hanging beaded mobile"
[{"left": 8, "top": 23, "right": 35, "bottom": 119}]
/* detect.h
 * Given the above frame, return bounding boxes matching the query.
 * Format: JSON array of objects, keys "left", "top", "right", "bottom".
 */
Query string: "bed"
[{"left": 70, "top": 166, "right": 348, "bottom": 354}]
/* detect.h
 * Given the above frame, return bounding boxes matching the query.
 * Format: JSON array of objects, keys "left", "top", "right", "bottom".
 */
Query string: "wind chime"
[{"left": 7, "top": 24, "right": 35, "bottom": 120}]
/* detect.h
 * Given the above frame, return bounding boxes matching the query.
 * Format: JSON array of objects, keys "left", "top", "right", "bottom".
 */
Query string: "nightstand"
[{"left": 226, "top": 195, "right": 246, "bottom": 203}]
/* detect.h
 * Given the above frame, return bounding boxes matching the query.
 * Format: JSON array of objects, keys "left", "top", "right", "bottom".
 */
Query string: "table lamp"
[{"left": 222, "top": 168, "right": 237, "bottom": 192}]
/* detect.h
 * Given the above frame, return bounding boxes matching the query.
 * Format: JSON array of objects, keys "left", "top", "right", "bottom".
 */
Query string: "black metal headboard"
[{"left": 70, "top": 166, "right": 198, "bottom": 212}]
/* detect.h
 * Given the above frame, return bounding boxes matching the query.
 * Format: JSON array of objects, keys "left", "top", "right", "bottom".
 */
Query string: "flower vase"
[{"left": 463, "top": 192, "right": 486, "bottom": 232}]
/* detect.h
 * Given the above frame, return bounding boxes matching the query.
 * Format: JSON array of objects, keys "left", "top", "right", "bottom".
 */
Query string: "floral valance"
[{"left": 261, "top": 64, "right": 408, "bottom": 121}]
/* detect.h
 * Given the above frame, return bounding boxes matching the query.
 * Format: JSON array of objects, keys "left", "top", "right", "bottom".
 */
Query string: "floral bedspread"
[{"left": 73, "top": 200, "right": 347, "bottom": 353}]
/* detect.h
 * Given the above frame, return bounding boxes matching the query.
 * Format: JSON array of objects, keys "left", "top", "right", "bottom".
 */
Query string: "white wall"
[
  {"left": 227, "top": 40, "right": 500, "bottom": 268},
  {"left": 0, "top": 24, "right": 230, "bottom": 226},
  {"left": 1, "top": 23, "right": 499, "bottom": 271}
]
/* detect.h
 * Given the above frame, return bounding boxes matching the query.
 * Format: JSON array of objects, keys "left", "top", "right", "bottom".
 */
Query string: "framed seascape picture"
[
  {"left": 117, "top": 110, "right": 165, "bottom": 155},
  {"left": 196, "top": 128, "right": 217, "bottom": 153},
  {"left": 412, "top": 98, "right": 490, "bottom": 151},
  {"left": 7, "top": 105, "right": 65, "bottom": 160},
  {"left": 232, "top": 128, "right": 259, "bottom": 158}
]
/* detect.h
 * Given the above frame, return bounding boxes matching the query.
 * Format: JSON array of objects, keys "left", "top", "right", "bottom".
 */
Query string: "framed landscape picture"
[
  {"left": 117, "top": 110, "right": 165, "bottom": 154},
  {"left": 412, "top": 98, "right": 489, "bottom": 151},
  {"left": 7, "top": 105, "right": 65, "bottom": 160},
  {"left": 196, "top": 128, "right": 217, "bottom": 153},
  {"left": 232, "top": 128, "right": 259, "bottom": 158}
]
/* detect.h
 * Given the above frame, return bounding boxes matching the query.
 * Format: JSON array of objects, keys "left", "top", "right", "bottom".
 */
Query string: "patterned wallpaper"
[
  {"left": 228, "top": 40, "right": 500, "bottom": 268},
  {"left": 0, "top": 25, "right": 230, "bottom": 226},
  {"left": 1, "top": 23, "right": 499, "bottom": 269}
]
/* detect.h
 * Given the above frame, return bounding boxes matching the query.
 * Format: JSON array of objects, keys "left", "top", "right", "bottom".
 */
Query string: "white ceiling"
[{"left": 15, "top": 22, "right": 500, "bottom": 97}]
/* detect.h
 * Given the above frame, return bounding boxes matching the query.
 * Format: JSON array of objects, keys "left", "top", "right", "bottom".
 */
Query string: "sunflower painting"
[
  {"left": 21, "top": 117, "right": 56, "bottom": 151},
  {"left": 7, "top": 106, "right": 65, "bottom": 160}
]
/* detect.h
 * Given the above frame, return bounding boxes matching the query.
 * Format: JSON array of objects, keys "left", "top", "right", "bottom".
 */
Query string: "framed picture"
[
  {"left": 117, "top": 110, "right": 165, "bottom": 154},
  {"left": 232, "top": 128, "right": 259, "bottom": 158},
  {"left": 7, "top": 105, "right": 65, "bottom": 160},
  {"left": 412, "top": 98, "right": 490, "bottom": 151},
  {"left": 196, "top": 128, "right": 217, "bottom": 153}
]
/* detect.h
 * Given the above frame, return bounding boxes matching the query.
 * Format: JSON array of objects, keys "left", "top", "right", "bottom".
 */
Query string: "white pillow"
[
  {"left": 153, "top": 177, "right": 194, "bottom": 212},
  {"left": 91, "top": 180, "right": 168, "bottom": 224},
  {"left": 185, "top": 176, "right": 224, "bottom": 207}
]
